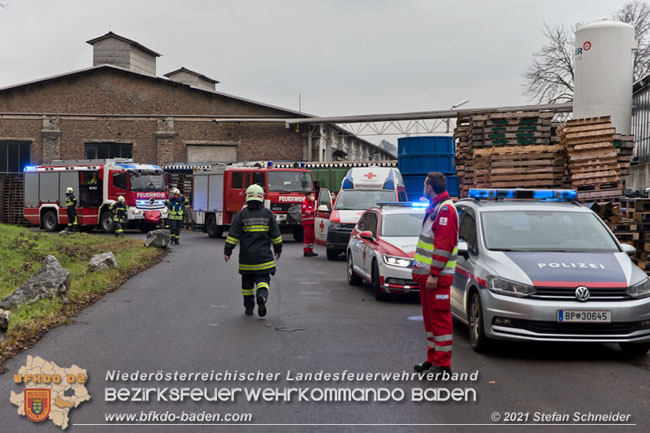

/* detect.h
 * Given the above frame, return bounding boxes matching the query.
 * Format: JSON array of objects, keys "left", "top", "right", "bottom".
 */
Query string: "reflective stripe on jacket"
[
  {"left": 412, "top": 191, "right": 459, "bottom": 286},
  {"left": 65, "top": 194, "right": 77, "bottom": 208},
  {"left": 224, "top": 203, "right": 283, "bottom": 274},
  {"left": 110, "top": 202, "right": 128, "bottom": 223},
  {"left": 166, "top": 196, "right": 187, "bottom": 220}
]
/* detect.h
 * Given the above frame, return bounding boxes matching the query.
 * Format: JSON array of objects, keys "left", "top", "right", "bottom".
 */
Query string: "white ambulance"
[{"left": 315, "top": 166, "right": 408, "bottom": 260}]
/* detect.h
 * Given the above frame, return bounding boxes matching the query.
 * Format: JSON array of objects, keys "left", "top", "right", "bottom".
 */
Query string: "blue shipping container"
[
  {"left": 403, "top": 174, "right": 459, "bottom": 200},
  {"left": 398, "top": 136, "right": 455, "bottom": 156},
  {"left": 398, "top": 154, "right": 455, "bottom": 175}
]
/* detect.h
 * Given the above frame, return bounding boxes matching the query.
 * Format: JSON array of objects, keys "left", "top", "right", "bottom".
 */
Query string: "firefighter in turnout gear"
[
  {"left": 224, "top": 184, "right": 282, "bottom": 317},
  {"left": 65, "top": 187, "right": 79, "bottom": 232},
  {"left": 110, "top": 196, "right": 128, "bottom": 237},
  {"left": 166, "top": 188, "right": 186, "bottom": 244},
  {"left": 301, "top": 192, "right": 317, "bottom": 257},
  {"left": 412, "top": 172, "right": 459, "bottom": 375}
]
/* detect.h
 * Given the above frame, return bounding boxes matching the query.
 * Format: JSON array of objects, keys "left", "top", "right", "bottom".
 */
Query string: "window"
[
  {"left": 459, "top": 211, "right": 478, "bottom": 255},
  {"left": 365, "top": 212, "right": 379, "bottom": 237},
  {"left": 0, "top": 141, "right": 31, "bottom": 173},
  {"left": 85, "top": 142, "right": 132, "bottom": 159},
  {"left": 398, "top": 191, "right": 408, "bottom": 202},
  {"left": 231, "top": 172, "right": 244, "bottom": 189},
  {"left": 113, "top": 173, "right": 128, "bottom": 190},
  {"left": 318, "top": 189, "right": 332, "bottom": 211},
  {"left": 252, "top": 172, "right": 265, "bottom": 189}
]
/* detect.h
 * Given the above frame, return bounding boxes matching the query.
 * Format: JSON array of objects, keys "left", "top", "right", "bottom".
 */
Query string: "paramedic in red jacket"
[
  {"left": 301, "top": 192, "right": 317, "bottom": 257},
  {"left": 412, "top": 172, "right": 459, "bottom": 375}
]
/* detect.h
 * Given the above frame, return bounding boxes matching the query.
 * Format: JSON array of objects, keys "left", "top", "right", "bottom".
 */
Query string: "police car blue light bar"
[
  {"left": 23, "top": 166, "right": 37, "bottom": 172},
  {"left": 468, "top": 188, "right": 577, "bottom": 201},
  {"left": 377, "top": 201, "right": 429, "bottom": 208}
]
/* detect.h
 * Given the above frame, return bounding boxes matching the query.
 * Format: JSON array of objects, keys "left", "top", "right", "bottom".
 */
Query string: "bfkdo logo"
[
  {"left": 25, "top": 389, "right": 51, "bottom": 422},
  {"left": 10, "top": 356, "right": 91, "bottom": 430}
]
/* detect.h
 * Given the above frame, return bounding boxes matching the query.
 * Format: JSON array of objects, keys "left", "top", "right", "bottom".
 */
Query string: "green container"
[{"left": 309, "top": 167, "right": 349, "bottom": 192}]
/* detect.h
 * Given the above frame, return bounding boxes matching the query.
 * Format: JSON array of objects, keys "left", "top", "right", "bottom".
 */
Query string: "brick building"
[{"left": 0, "top": 32, "right": 392, "bottom": 175}]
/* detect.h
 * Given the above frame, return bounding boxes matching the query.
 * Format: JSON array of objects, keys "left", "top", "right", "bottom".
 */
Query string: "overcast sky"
[{"left": 0, "top": 0, "right": 633, "bottom": 123}]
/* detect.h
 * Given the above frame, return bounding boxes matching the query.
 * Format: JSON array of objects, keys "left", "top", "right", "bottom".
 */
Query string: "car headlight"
[
  {"left": 382, "top": 255, "right": 412, "bottom": 268},
  {"left": 626, "top": 277, "right": 650, "bottom": 299},
  {"left": 487, "top": 276, "right": 536, "bottom": 298},
  {"left": 330, "top": 222, "right": 342, "bottom": 230},
  {"left": 132, "top": 209, "right": 141, "bottom": 215}
]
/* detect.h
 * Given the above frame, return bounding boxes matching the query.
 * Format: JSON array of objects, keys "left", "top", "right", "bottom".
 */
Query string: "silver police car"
[{"left": 452, "top": 189, "right": 650, "bottom": 356}]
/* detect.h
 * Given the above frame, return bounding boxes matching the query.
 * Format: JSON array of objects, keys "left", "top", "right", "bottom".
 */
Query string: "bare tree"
[
  {"left": 522, "top": 23, "right": 575, "bottom": 104},
  {"left": 523, "top": 1, "right": 650, "bottom": 104},
  {"left": 614, "top": 0, "right": 650, "bottom": 79}
]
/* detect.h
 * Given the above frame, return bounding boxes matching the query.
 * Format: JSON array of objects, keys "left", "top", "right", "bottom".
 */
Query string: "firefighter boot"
[
  {"left": 244, "top": 295, "right": 255, "bottom": 316},
  {"left": 257, "top": 296, "right": 267, "bottom": 317}
]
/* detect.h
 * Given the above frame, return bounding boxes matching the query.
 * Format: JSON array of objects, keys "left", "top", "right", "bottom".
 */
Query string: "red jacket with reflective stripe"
[
  {"left": 301, "top": 199, "right": 315, "bottom": 225},
  {"left": 427, "top": 191, "right": 459, "bottom": 284}
]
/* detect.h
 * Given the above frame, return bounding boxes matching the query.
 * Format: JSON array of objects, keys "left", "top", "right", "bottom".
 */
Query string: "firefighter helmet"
[
  {"left": 171, "top": 188, "right": 181, "bottom": 195},
  {"left": 65, "top": 187, "right": 73, "bottom": 193},
  {"left": 117, "top": 195, "right": 125, "bottom": 203},
  {"left": 245, "top": 184, "right": 264, "bottom": 202}
]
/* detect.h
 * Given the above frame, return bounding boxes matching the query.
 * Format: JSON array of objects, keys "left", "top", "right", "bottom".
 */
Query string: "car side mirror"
[
  {"left": 360, "top": 230, "right": 374, "bottom": 241},
  {"left": 318, "top": 205, "right": 330, "bottom": 213},
  {"left": 621, "top": 243, "right": 636, "bottom": 257},
  {"left": 458, "top": 240, "right": 470, "bottom": 259}
]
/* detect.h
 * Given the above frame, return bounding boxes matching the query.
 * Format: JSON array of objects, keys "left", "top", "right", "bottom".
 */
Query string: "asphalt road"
[{"left": 1, "top": 229, "right": 649, "bottom": 433}]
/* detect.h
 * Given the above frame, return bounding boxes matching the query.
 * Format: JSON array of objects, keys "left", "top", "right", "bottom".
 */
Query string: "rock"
[
  {"left": 0, "top": 309, "right": 10, "bottom": 343},
  {"left": 145, "top": 229, "right": 171, "bottom": 248},
  {"left": 58, "top": 230, "right": 73, "bottom": 236},
  {"left": 0, "top": 255, "right": 70, "bottom": 309},
  {"left": 88, "top": 252, "right": 118, "bottom": 272}
]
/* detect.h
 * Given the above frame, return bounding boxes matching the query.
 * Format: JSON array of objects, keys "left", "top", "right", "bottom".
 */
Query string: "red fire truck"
[
  {"left": 192, "top": 163, "right": 314, "bottom": 241},
  {"left": 23, "top": 159, "right": 169, "bottom": 232}
]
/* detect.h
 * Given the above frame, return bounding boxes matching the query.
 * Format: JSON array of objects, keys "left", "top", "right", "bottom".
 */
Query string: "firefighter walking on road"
[
  {"left": 224, "top": 184, "right": 282, "bottom": 317},
  {"left": 412, "top": 172, "right": 459, "bottom": 375},
  {"left": 65, "top": 187, "right": 79, "bottom": 232},
  {"left": 110, "top": 196, "right": 128, "bottom": 237},
  {"left": 301, "top": 192, "right": 317, "bottom": 257},
  {"left": 166, "top": 188, "right": 187, "bottom": 244}
]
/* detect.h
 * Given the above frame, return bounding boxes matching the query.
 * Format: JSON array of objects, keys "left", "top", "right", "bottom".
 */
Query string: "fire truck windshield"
[
  {"left": 129, "top": 172, "right": 167, "bottom": 192},
  {"left": 268, "top": 171, "right": 313, "bottom": 193}
]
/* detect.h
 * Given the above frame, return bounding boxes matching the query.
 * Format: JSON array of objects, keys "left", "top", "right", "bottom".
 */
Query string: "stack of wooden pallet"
[
  {"left": 470, "top": 112, "right": 554, "bottom": 147},
  {"left": 473, "top": 145, "right": 565, "bottom": 188},
  {"left": 614, "top": 134, "right": 635, "bottom": 177},
  {"left": 615, "top": 198, "right": 650, "bottom": 272},
  {"left": 0, "top": 174, "right": 29, "bottom": 226},
  {"left": 454, "top": 114, "right": 473, "bottom": 197},
  {"left": 559, "top": 116, "right": 622, "bottom": 201},
  {"left": 454, "top": 111, "right": 560, "bottom": 195}
]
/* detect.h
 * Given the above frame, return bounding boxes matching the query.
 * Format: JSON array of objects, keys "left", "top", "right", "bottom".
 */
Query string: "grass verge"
[{"left": 0, "top": 224, "right": 165, "bottom": 372}]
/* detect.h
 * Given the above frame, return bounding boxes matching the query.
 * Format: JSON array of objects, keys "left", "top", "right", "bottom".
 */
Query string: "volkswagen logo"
[{"left": 575, "top": 286, "right": 590, "bottom": 302}]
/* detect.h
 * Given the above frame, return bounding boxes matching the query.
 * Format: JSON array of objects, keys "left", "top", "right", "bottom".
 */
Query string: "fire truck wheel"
[
  {"left": 206, "top": 215, "right": 223, "bottom": 238},
  {"left": 42, "top": 210, "right": 58, "bottom": 232},
  {"left": 100, "top": 211, "right": 115, "bottom": 233}
]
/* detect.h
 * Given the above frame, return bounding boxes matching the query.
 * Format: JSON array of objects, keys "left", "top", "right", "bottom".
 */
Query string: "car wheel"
[
  {"left": 100, "top": 211, "right": 114, "bottom": 233},
  {"left": 206, "top": 215, "right": 223, "bottom": 238},
  {"left": 326, "top": 248, "right": 339, "bottom": 261},
  {"left": 42, "top": 210, "right": 58, "bottom": 232},
  {"left": 468, "top": 290, "right": 491, "bottom": 352},
  {"left": 347, "top": 251, "right": 362, "bottom": 286},
  {"left": 372, "top": 260, "right": 388, "bottom": 301},
  {"left": 619, "top": 342, "right": 650, "bottom": 357}
]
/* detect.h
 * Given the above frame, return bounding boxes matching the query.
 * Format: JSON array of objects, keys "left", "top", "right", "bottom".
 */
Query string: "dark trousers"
[
  {"left": 66, "top": 207, "right": 78, "bottom": 230},
  {"left": 241, "top": 273, "right": 270, "bottom": 309},
  {"left": 114, "top": 220, "right": 124, "bottom": 236},
  {"left": 169, "top": 219, "right": 181, "bottom": 242}
]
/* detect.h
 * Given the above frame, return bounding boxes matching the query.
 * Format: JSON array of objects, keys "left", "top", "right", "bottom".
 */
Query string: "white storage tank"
[{"left": 574, "top": 20, "right": 637, "bottom": 134}]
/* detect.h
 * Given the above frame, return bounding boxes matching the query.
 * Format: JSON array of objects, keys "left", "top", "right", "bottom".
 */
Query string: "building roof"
[
  {"left": 164, "top": 67, "right": 220, "bottom": 84},
  {"left": 0, "top": 64, "right": 393, "bottom": 159},
  {"left": 86, "top": 31, "right": 162, "bottom": 57}
]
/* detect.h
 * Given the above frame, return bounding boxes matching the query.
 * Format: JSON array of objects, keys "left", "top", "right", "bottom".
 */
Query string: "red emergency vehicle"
[
  {"left": 192, "top": 163, "right": 314, "bottom": 240},
  {"left": 23, "top": 159, "right": 169, "bottom": 232}
]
